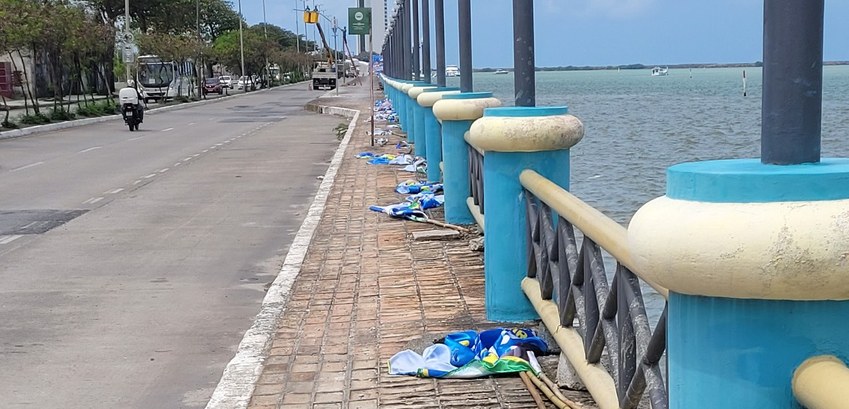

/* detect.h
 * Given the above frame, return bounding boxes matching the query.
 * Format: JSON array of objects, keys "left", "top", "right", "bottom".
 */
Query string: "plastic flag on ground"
[
  {"left": 395, "top": 180, "right": 443, "bottom": 195},
  {"left": 388, "top": 328, "right": 549, "bottom": 378}
]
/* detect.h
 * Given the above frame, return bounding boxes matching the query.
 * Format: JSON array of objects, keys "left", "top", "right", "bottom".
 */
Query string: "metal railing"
[
  {"left": 468, "top": 144, "right": 484, "bottom": 215},
  {"left": 521, "top": 169, "right": 669, "bottom": 409}
]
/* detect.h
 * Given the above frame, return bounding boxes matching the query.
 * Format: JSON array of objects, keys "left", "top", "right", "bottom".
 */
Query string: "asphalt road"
[{"left": 0, "top": 85, "right": 342, "bottom": 408}]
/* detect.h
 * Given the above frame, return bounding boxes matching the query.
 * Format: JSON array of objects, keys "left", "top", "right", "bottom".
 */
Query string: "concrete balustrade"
[
  {"left": 432, "top": 92, "right": 501, "bottom": 224},
  {"left": 467, "top": 106, "right": 583, "bottom": 321}
]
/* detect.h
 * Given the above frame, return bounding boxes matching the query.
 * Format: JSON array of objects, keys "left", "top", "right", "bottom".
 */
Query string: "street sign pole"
[{"left": 348, "top": 6, "right": 373, "bottom": 145}]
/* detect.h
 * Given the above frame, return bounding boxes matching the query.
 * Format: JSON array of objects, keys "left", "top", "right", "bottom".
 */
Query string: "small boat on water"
[
  {"left": 446, "top": 65, "right": 461, "bottom": 77},
  {"left": 651, "top": 66, "right": 669, "bottom": 76},
  {"left": 494, "top": 69, "right": 509, "bottom": 75}
]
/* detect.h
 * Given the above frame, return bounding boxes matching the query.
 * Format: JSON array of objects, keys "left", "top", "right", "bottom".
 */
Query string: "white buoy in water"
[{"left": 742, "top": 69, "right": 748, "bottom": 97}]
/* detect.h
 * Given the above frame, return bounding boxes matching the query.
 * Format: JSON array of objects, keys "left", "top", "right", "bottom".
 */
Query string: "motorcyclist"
[{"left": 122, "top": 80, "right": 145, "bottom": 122}]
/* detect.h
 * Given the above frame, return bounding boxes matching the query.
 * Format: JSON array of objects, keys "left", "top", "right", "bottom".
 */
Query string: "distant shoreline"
[{"left": 473, "top": 61, "right": 849, "bottom": 73}]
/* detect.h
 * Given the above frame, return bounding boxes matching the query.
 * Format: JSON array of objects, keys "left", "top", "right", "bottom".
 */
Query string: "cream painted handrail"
[
  {"left": 520, "top": 169, "right": 668, "bottom": 298},
  {"left": 793, "top": 356, "right": 849, "bottom": 409}
]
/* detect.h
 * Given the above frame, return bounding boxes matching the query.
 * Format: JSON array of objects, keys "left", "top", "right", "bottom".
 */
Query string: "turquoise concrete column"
[
  {"left": 433, "top": 92, "right": 502, "bottom": 223},
  {"left": 398, "top": 81, "right": 427, "bottom": 141},
  {"left": 408, "top": 84, "right": 438, "bottom": 158},
  {"left": 416, "top": 87, "right": 460, "bottom": 181},
  {"left": 468, "top": 107, "right": 584, "bottom": 321},
  {"left": 629, "top": 159, "right": 849, "bottom": 408}
]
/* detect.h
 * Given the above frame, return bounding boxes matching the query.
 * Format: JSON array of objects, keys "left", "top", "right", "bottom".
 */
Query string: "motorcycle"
[{"left": 118, "top": 87, "right": 144, "bottom": 131}]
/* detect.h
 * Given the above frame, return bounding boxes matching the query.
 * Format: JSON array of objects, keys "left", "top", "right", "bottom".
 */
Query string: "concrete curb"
[
  {"left": 204, "top": 102, "right": 361, "bottom": 409},
  {"left": 0, "top": 81, "right": 308, "bottom": 140}
]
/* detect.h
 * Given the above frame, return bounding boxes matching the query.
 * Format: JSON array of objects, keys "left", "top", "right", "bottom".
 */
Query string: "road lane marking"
[
  {"left": 133, "top": 180, "right": 143, "bottom": 185},
  {"left": 0, "top": 235, "right": 22, "bottom": 245},
  {"left": 11, "top": 162, "right": 44, "bottom": 172},
  {"left": 106, "top": 188, "right": 124, "bottom": 194},
  {"left": 202, "top": 150, "right": 209, "bottom": 153},
  {"left": 20, "top": 222, "right": 38, "bottom": 230},
  {"left": 144, "top": 173, "right": 157, "bottom": 178},
  {"left": 188, "top": 122, "right": 196, "bottom": 125},
  {"left": 129, "top": 136, "right": 144, "bottom": 141},
  {"left": 78, "top": 146, "right": 102, "bottom": 153},
  {"left": 159, "top": 168, "right": 169, "bottom": 173},
  {"left": 184, "top": 157, "right": 193, "bottom": 161},
  {"left": 174, "top": 162, "right": 181, "bottom": 167},
  {"left": 192, "top": 154, "right": 200, "bottom": 157},
  {"left": 162, "top": 127, "right": 174, "bottom": 132},
  {"left": 83, "top": 197, "right": 103, "bottom": 204}
]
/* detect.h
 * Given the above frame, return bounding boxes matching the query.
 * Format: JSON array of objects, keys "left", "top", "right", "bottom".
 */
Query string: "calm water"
[
  {"left": 447, "top": 66, "right": 849, "bottom": 224},
  {"left": 446, "top": 67, "right": 849, "bottom": 321}
]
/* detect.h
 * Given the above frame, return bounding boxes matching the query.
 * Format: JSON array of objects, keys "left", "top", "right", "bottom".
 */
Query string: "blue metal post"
[
  {"left": 512, "top": 0, "right": 535, "bottom": 106},
  {"left": 434, "top": 0, "right": 446, "bottom": 87},
  {"left": 421, "top": 0, "right": 431, "bottom": 83},
  {"left": 458, "top": 0, "right": 473, "bottom": 92},
  {"left": 411, "top": 0, "right": 420, "bottom": 81}
]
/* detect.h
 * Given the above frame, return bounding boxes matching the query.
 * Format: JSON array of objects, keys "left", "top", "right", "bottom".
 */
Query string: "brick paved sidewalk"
[{"left": 246, "top": 85, "right": 598, "bottom": 409}]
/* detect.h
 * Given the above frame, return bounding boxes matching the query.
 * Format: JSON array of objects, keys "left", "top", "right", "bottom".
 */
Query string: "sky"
[{"left": 238, "top": 0, "right": 849, "bottom": 68}]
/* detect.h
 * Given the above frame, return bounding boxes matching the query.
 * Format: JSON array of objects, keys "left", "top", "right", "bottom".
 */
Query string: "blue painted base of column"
[
  {"left": 423, "top": 108, "right": 441, "bottom": 181},
  {"left": 484, "top": 150, "right": 571, "bottom": 322},
  {"left": 442, "top": 120, "right": 475, "bottom": 224},
  {"left": 407, "top": 98, "right": 418, "bottom": 154},
  {"left": 413, "top": 104, "right": 427, "bottom": 159},
  {"left": 669, "top": 293, "right": 849, "bottom": 408},
  {"left": 397, "top": 91, "right": 407, "bottom": 131}
]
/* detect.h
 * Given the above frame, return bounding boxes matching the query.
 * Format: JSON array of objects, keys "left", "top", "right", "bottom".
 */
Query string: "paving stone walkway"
[{"left": 246, "top": 84, "right": 598, "bottom": 409}]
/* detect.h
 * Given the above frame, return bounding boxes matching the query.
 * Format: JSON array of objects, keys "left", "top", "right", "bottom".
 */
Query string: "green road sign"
[{"left": 348, "top": 7, "right": 371, "bottom": 35}]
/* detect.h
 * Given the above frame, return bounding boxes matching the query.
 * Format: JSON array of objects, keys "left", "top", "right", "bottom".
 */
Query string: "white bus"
[{"left": 136, "top": 55, "right": 194, "bottom": 102}]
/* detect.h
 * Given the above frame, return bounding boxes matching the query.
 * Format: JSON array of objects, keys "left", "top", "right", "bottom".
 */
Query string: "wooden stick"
[
  {"left": 520, "top": 371, "right": 548, "bottom": 409},
  {"left": 527, "top": 371, "right": 584, "bottom": 409},
  {"left": 425, "top": 218, "right": 472, "bottom": 234},
  {"left": 540, "top": 372, "right": 579, "bottom": 407}
]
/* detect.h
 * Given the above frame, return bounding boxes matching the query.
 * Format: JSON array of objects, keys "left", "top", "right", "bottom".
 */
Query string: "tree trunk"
[{"left": 17, "top": 49, "right": 39, "bottom": 114}]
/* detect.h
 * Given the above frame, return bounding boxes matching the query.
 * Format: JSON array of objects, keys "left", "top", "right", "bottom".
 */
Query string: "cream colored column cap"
[
  {"left": 418, "top": 90, "right": 461, "bottom": 107},
  {"left": 466, "top": 107, "right": 584, "bottom": 152},
  {"left": 408, "top": 85, "right": 437, "bottom": 99},
  {"left": 628, "top": 196, "right": 849, "bottom": 300},
  {"left": 433, "top": 94, "right": 502, "bottom": 121}
]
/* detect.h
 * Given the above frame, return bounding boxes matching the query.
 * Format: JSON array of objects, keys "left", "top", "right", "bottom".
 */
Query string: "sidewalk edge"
[{"left": 204, "top": 103, "right": 360, "bottom": 409}]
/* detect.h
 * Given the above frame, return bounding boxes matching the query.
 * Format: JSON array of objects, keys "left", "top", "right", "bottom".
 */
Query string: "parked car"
[
  {"left": 237, "top": 76, "right": 255, "bottom": 90},
  {"left": 203, "top": 77, "right": 224, "bottom": 95}
]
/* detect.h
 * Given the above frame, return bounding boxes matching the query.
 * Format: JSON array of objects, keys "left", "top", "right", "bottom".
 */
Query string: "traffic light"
[{"left": 303, "top": 7, "right": 319, "bottom": 24}]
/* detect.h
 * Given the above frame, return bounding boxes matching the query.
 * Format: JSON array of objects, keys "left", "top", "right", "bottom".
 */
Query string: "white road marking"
[
  {"left": 133, "top": 180, "right": 143, "bottom": 185},
  {"left": 82, "top": 197, "right": 103, "bottom": 204},
  {"left": 192, "top": 154, "right": 200, "bottom": 158},
  {"left": 159, "top": 168, "right": 169, "bottom": 173},
  {"left": 20, "top": 222, "right": 38, "bottom": 230},
  {"left": 188, "top": 122, "right": 196, "bottom": 125},
  {"left": 129, "top": 136, "right": 144, "bottom": 141},
  {"left": 78, "top": 146, "right": 102, "bottom": 153},
  {"left": 202, "top": 150, "right": 209, "bottom": 153},
  {"left": 106, "top": 188, "right": 124, "bottom": 194},
  {"left": 144, "top": 173, "right": 157, "bottom": 178},
  {"left": 11, "top": 162, "right": 44, "bottom": 172},
  {"left": 0, "top": 235, "right": 22, "bottom": 245},
  {"left": 162, "top": 127, "right": 174, "bottom": 132},
  {"left": 184, "top": 157, "right": 193, "bottom": 161},
  {"left": 174, "top": 162, "right": 182, "bottom": 167}
]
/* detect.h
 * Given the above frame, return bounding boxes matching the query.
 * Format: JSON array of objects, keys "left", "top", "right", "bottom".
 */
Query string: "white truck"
[{"left": 311, "top": 62, "right": 337, "bottom": 90}]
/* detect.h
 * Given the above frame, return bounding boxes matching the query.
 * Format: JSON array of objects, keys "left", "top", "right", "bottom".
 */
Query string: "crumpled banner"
[
  {"left": 395, "top": 180, "right": 443, "bottom": 195},
  {"left": 388, "top": 328, "right": 549, "bottom": 378},
  {"left": 369, "top": 194, "right": 444, "bottom": 221}
]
